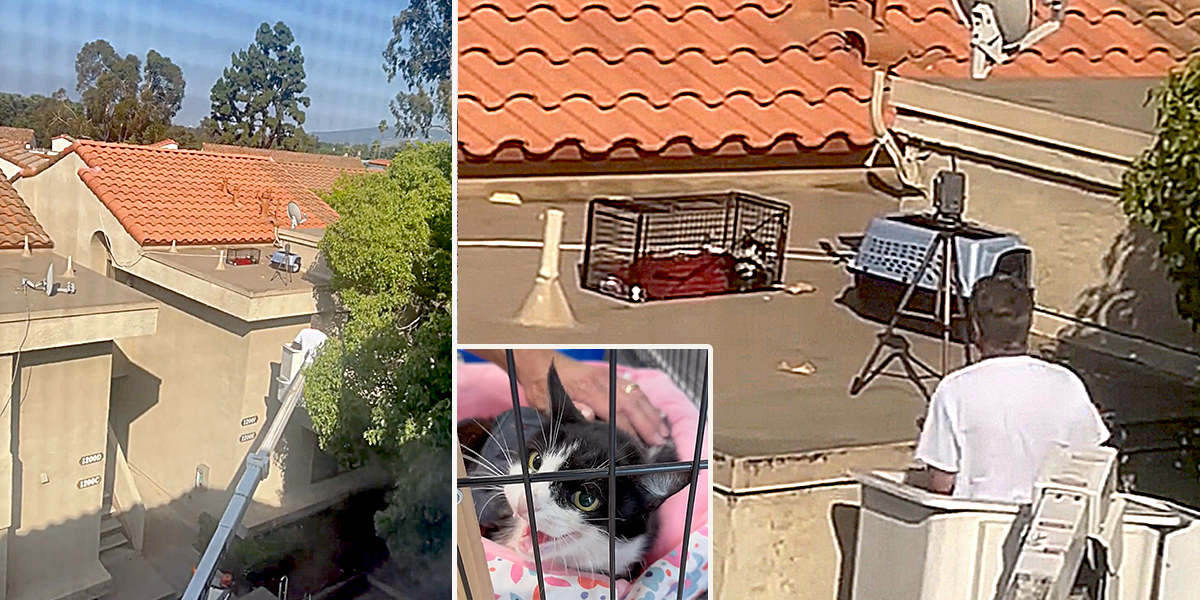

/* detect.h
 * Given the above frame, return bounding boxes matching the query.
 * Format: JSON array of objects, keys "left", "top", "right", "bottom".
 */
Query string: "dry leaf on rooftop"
[
  {"left": 777, "top": 360, "right": 817, "bottom": 375},
  {"left": 784, "top": 281, "right": 817, "bottom": 295}
]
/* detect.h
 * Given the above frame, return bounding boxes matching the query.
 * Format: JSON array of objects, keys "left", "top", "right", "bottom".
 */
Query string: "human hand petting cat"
[{"left": 469, "top": 349, "right": 671, "bottom": 446}]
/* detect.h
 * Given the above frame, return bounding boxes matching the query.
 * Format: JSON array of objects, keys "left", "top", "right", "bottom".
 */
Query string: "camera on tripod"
[
  {"left": 827, "top": 168, "right": 1034, "bottom": 399},
  {"left": 933, "top": 171, "right": 966, "bottom": 225}
]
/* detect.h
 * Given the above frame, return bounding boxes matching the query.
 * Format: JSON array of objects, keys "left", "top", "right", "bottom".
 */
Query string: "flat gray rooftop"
[
  {"left": 457, "top": 170, "right": 941, "bottom": 459},
  {"left": 0, "top": 250, "right": 156, "bottom": 320},
  {"left": 931, "top": 77, "right": 1161, "bottom": 135},
  {"left": 143, "top": 246, "right": 316, "bottom": 297}
]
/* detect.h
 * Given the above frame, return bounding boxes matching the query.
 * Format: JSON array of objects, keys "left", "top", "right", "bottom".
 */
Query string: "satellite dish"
[
  {"left": 951, "top": 0, "right": 1064, "bottom": 79},
  {"left": 287, "top": 202, "right": 307, "bottom": 229},
  {"left": 954, "top": 0, "right": 1031, "bottom": 44},
  {"left": 45, "top": 263, "right": 54, "bottom": 297}
]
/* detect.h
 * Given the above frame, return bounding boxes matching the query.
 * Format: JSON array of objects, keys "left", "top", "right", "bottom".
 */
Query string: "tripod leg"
[
  {"left": 851, "top": 236, "right": 943, "bottom": 397},
  {"left": 897, "top": 353, "right": 931, "bottom": 400},
  {"left": 939, "top": 233, "right": 953, "bottom": 375},
  {"left": 852, "top": 351, "right": 902, "bottom": 395},
  {"left": 850, "top": 334, "right": 891, "bottom": 396}
]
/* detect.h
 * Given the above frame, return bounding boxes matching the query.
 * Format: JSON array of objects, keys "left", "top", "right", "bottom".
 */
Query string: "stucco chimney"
[{"left": 51, "top": 135, "right": 74, "bottom": 153}]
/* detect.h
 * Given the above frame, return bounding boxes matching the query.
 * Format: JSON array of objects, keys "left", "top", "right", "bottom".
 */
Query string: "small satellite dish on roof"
[
  {"left": 45, "top": 263, "right": 54, "bottom": 297},
  {"left": 287, "top": 202, "right": 307, "bottom": 229},
  {"left": 950, "top": 0, "right": 1065, "bottom": 79}
]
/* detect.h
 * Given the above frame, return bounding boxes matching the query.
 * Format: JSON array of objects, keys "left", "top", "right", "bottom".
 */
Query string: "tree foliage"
[
  {"left": 1122, "top": 57, "right": 1200, "bottom": 328},
  {"left": 73, "top": 40, "right": 185, "bottom": 143},
  {"left": 304, "top": 142, "right": 451, "bottom": 570},
  {"left": 0, "top": 90, "right": 86, "bottom": 147},
  {"left": 383, "top": 0, "right": 451, "bottom": 138},
  {"left": 206, "top": 22, "right": 314, "bottom": 150}
]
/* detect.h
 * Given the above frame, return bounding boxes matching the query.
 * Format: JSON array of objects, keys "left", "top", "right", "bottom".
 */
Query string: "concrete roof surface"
[
  {"left": 0, "top": 252, "right": 157, "bottom": 319},
  {"left": 456, "top": 170, "right": 938, "bottom": 458}
]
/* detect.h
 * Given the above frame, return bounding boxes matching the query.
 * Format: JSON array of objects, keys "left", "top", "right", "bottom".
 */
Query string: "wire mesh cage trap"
[
  {"left": 579, "top": 192, "right": 790, "bottom": 303},
  {"left": 456, "top": 350, "right": 711, "bottom": 600}
]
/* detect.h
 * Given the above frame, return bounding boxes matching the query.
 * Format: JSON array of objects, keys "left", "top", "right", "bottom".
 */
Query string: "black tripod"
[{"left": 849, "top": 171, "right": 974, "bottom": 401}]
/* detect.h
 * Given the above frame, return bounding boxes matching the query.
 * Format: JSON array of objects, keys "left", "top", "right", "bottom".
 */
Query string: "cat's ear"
[
  {"left": 637, "top": 468, "right": 690, "bottom": 513},
  {"left": 547, "top": 361, "right": 586, "bottom": 423},
  {"left": 638, "top": 439, "right": 690, "bottom": 512},
  {"left": 457, "top": 419, "right": 493, "bottom": 455}
]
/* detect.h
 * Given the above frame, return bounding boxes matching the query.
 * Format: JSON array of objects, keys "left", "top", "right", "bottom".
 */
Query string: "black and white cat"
[{"left": 458, "top": 364, "right": 688, "bottom": 578}]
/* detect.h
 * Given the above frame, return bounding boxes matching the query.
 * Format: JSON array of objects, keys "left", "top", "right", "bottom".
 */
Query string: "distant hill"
[{"left": 312, "top": 126, "right": 450, "bottom": 146}]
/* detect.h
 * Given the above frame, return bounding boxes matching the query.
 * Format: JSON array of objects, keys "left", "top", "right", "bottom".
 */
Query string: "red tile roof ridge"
[
  {"left": 462, "top": 30, "right": 856, "bottom": 65},
  {"left": 459, "top": 94, "right": 878, "bottom": 156},
  {"left": 460, "top": 131, "right": 873, "bottom": 163},
  {"left": 900, "top": 37, "right": 1191, "bottom": 63},
  {"left": 75, "top": 138, "right": 273, "bottom": 161},
  {"left": 463, "top": 32, "right": 857, "bottom": 65},
  {"left": 465, "top": 85, "right": 872, "bottom": 111},
  {"left": 459, "top": 0, "right": 793, "bottom": 20},
  {"left": 884, "top": 0, "right": 1200, "bottom": 24}
]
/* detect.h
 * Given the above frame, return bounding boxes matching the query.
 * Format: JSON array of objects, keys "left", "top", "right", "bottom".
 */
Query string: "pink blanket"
[{"left": 456, "top": 361, "right": 711, "bottom": 574}]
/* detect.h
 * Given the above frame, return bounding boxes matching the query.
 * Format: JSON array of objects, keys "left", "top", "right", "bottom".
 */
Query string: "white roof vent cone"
[{"left": 951, "top": 0, "right": 1065, "bottom": 79}]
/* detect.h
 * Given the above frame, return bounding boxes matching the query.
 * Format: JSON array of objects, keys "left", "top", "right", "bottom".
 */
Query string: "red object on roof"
[
  {"left": 0, "top": 180, "right": 52, "bottom": 250},
  {"left": 202, "top": 143, "right": 369, "bottom": 191},
  {"left": 459, "top": 0, "right": 895, "bottom": 171},
  {"left": 367, "top": 158, "right": 391, "bottom": 167},
  {"left": 72, "top": 140, "right": 339, "bottom": 246}
]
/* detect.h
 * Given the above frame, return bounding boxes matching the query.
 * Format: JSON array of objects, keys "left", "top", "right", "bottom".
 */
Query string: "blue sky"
[{"left": 0, "top": 0, "right": 407, "bottom": 132}]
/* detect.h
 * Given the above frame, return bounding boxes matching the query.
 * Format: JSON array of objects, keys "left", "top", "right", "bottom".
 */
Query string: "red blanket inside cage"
[{"left": 616, "top": 252, "right": 735, "bottom": 300}]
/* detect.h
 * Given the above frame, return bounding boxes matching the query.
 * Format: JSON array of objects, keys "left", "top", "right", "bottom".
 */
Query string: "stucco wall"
[
  {"left": 110, "top": 274, "right": 309, "bottom": 504},
  {"left": 715, "top": 485, "right": 863, "bottom": 600},
  {"left": 11, "top": 153, "right": 144, "bottom": 273},
  {"left": 7, "top": 343, "right": 113, "bottom": 600}
]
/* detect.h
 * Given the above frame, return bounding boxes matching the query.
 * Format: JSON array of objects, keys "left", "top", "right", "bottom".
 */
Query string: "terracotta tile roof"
[
  {"left": 461, "top": 0, "right": 1200, "bottom": 173},
  {"left": 888, "top": 0, "right": 1199, "bottom": 77},
  {"left": 0, "top": 180, "right": 52, "bottom": 250},
  {"left": 72, "top": 140, "right": 339, "bottom": 246},
  {"left": 201, "top": 143, "right": 369, "bottom": 191},
  {"left": 459, "top": 0, "right": 895, "bottom": 169},
  {"left": 0, "top": 139, "right": 52, "bottom": 174},
  {"left": 367, "top": 158, "right": 391, "bottom": 167},
  {"left": 0, "top": 127, "right": 34, "bottom": 147}
]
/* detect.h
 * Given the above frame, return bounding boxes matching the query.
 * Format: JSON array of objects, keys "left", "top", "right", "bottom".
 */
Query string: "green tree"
[
  {"left": 1123, "top": 58, "right": 1200, "bottom": 328},
  {"left": 206, "top": 22, "right": 313, "bottom": 150},
  {"left": 383, "top": 0, "right": 450, "bottom": 138},
  {"left": 0, "top": 89, "right": 87, "bottom": 147},
  {"left": 74, "top": 41, "right": 185, "bottom": 143},
  {"left": 304, "top": 142, "right": 451, "bottom": 576}
]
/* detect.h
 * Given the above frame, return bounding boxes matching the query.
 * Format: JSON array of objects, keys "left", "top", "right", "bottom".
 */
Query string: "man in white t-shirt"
[
  {"left": 907, "top": 275, "right": 1109, "bottom": 504},
  {"left": 292, "top": 315, "right": 328, "bottom": 355}
]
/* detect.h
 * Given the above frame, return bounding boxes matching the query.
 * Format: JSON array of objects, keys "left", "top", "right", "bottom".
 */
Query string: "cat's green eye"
[
  {"left": 572, "top": 491, "right": 600, "bottom": 512},
  {"left": 527, "top": 451, "right": 542, "bottom": 472}
]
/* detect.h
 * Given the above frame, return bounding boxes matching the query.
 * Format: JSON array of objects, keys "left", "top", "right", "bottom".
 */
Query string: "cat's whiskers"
[
  {"left": 461, "top": 452, "right": 505, "bottom": 477},
  {"left": 474, "top": 488, "right": 506, "bottom": 517}
]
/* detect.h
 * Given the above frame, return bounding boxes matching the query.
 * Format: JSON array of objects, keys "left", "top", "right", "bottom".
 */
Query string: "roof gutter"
[{"left": 886, "top": 77, "right": 1152, "bottom": 191}]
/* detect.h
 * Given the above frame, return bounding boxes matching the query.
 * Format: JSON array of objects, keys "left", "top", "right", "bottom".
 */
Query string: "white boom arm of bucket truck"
[
  {"left": 1000, "top": 445, "right": 1126, "bottom": 600},
  {"left": 181, "top": 344, "right": 315, "bottom": 600}
]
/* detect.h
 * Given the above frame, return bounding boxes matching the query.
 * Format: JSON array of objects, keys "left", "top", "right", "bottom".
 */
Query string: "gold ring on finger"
[{"left": 625, "top": 382, "right": 638, "bottom": 394}]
